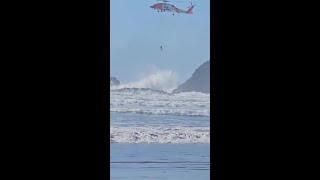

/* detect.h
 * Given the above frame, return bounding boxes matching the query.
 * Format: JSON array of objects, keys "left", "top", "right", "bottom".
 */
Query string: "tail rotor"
[{"left": 187, "top": 2, "right": 195, "bottom": 9}]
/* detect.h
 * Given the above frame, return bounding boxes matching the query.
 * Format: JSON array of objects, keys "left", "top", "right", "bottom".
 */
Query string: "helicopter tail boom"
[{"left": 186, "top": 5, "right": 195, "bottom": 14}]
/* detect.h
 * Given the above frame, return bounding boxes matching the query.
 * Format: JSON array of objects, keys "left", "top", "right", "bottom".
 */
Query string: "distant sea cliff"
[
  {"left": 172, "top": 60, "right": 210, "bottom": 94},
  {"left": 110, "top": 77, "right": 120, "bottom": 86}
]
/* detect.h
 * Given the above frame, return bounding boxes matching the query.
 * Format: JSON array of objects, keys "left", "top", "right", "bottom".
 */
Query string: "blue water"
[
  {"left": 110, "top": 90, "right": 210, "bottom": 179},
  {"left": 110, "top": 112, "right": 210, "bottom": 180},
  {"left": 111, "top": 144, "right": 210, "bottom": 180}
]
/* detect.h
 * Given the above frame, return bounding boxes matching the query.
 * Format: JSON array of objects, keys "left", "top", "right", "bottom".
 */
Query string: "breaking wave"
[
  {"left": 110, "top": 126, "right": 210, "bottom": 144},
  {"left": 110, "top": 87, "right": 171, "bottom": 95},
  {"left": 110, "top": 89, "right": 210, "bottom": 117},
  {"left": 110, "top": 69, "right": 210, "bottom": 144},
  {"left": 112, "top": 69, "right": 179, "bottom": 93}
]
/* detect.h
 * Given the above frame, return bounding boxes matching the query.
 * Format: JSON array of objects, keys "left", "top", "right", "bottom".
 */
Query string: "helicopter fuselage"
[{"left": 150, "top": 3, "right": 194, "bottom": 15}]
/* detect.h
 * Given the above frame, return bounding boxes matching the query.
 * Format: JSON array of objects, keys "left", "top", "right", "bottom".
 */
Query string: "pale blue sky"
[{"left": 110, "top": 0, "right": 210, "bottom": 84}]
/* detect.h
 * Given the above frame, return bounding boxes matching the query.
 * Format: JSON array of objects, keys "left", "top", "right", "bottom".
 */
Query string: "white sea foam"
[
  {"left": 110, "top": 88, "right": 210, "bottom": 117},
  {"left": 113, "top": 69, "right": 179, "bottom": 93},
  {"left": 110, "top": 72, "right": 210, "bottom": 144},
  {"left": 110, "top": 126, "right": 210, "bottom": 144}
]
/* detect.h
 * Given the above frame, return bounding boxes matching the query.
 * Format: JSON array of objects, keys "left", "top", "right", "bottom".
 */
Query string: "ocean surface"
[{"left": 110, "top": 88, "right": 210, "bottom": 180}]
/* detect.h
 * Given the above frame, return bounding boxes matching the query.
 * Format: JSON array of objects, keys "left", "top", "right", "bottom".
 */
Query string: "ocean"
[{"left": 110, "top": 88, "right": 210, "bottom": 180}]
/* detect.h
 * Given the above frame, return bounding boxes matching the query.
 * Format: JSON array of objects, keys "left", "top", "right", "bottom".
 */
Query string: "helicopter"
[{"left": 150, "top": 0, "right": 195, "bottom": 16}]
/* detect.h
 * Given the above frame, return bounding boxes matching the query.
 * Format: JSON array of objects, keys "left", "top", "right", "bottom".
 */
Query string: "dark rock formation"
[
  {"left": 110, "top": 77, "right": 120, "bottom": 86},
  {"left": 172, "top": 60, "right": 210, "bottom": 94}
]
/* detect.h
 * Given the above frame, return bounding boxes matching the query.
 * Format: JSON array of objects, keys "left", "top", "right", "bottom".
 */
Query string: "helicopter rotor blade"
[{"left": 157, "top": 0, "right": 188, "bottom": 3}]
